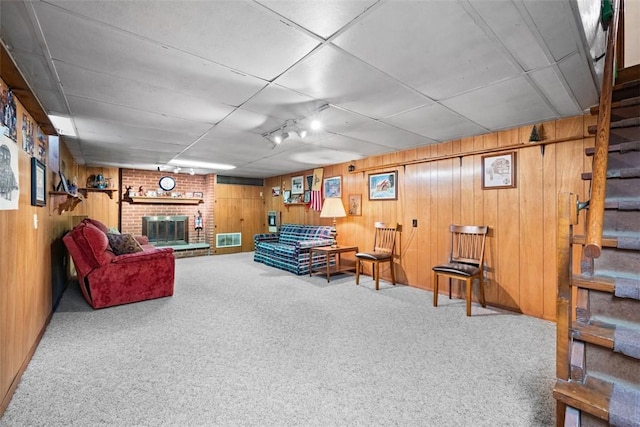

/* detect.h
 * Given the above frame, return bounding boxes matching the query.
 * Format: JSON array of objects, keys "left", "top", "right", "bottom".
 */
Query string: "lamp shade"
[{"left": 320, "top": 197, "right": 346, "bottom": 218}]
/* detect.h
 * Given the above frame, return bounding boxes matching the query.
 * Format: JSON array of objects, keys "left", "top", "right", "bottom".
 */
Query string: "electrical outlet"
[{"left": 412, "top": 219, "right": 418, "bottom": 227}]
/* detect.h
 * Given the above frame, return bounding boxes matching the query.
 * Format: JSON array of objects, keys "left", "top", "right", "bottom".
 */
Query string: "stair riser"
[
  {"left": 589, "top": 290, "right": 640, "bottom": 324},
  {"left": 611, "top": 104, "right": 640, "bottom": 120},
  {"left": 608, "top": 126, "right": 640, "bottom": 143},
  {"left": 585, "top": 344, "right": 640, "bottom": 384},
  {"left": 606, "top": 150, "right": 640, "bottom": 171},
  {"left": 603, "top": 210, "right": 640, "bottom": 233},
  {"left": 605, "top": 177, "right": 640, "bottom": 198},
  {"left": 594, "top": 248, "right": 640, "bottom": 276},
  {"left": 612, "top": 85, "right": 640, "bottom": 102}
]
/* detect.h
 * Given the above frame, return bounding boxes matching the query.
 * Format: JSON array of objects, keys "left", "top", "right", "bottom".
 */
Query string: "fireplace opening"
[{"left": 142, "top": 215, "right": 189, "bottom": 246}]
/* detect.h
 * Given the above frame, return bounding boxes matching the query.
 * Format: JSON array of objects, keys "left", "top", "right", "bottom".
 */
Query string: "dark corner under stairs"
[{"left": 554, "top": 64, "right": 640, "bottom": 426}]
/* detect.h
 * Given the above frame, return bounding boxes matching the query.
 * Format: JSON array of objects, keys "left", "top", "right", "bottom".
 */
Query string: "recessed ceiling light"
[
  {"left": 168, "top": 159, "right": 236, "bottom": 170},
  {"left": 48, "top": 114, "right": 76, "bottom": 137}
]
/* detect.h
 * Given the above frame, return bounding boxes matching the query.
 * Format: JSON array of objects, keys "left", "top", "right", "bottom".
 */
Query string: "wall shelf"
[
  {"left": 284, "top": 202, "right": 309, "bottom": 211},
  {"left": 49, "top": 191, "right": 83, "bottom": 214},
  {"left": 78, "top": 188, "right": 117, "bottom": 199},
  {"left": 123, "top": 195, "right": 203, "bottom": 205}
]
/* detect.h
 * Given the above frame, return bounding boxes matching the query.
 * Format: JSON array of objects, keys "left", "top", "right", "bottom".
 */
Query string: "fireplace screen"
[{"left": 142, "top": 215, "right": 188, "bottom": 246}]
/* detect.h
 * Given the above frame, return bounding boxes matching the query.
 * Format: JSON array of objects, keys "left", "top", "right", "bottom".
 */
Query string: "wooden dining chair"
[
  {"left": 432, "top": 225, "right": 488, "bottom": 316},
  {"left": 355, "top": 223, "right": 397, "bottom": 290}
]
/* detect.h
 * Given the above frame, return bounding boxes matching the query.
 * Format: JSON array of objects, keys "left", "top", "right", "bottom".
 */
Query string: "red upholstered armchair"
[{"left": 63, "top": 219, "right": 175, "bottom": 309}]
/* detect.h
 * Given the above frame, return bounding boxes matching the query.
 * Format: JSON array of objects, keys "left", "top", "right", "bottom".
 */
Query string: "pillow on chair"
[{"left": 107, "top": 233, "right": 144, "bottom": 255}]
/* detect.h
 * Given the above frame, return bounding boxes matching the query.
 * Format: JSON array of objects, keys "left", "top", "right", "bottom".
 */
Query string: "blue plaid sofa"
[{"left": 254, "top": 224, "right": 334, "bottom": 275}]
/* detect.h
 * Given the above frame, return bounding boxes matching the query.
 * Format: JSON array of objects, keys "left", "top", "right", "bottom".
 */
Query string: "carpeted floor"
[{"left": 1, "top": 252, "right": 556, "bottom": 426}]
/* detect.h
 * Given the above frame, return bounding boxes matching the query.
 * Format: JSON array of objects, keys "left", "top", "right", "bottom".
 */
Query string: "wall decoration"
[
  {"left": 21, "top": 113, "right": 35, "bottom": 155},
  {"left": 369, "top": 171, "right": 397, "bottom": 200},
  {"left": 271, "top": 186, "right": 280, "bottom": 196},
  {"left": 291, "top": 175, "right": 304, "bottom": 194},
  {"left": 482, "top": 152, "right": 516, "bottom": 189},
  {"left": 0, "top": 136, "right": 20, "bottom": 210},
  {"left": 31, "top": 158, "right": 46, "bottom": 207},
  {"left": 0, "top": 87, "right": 17, "bottom": 141},
  {"left": 57, "top": 171, "right": 69, "bottom": 193},
  {"left": 48, "top": 135, "right": 59, "bottom": 174},
  {"left": 348, "top": 194, "right": 362, "bottom": 216},
  {"left": 323, "top": 176, "right": 341, "bottom": 198},
  {"left": 283, "top": 190, "right": 291, "bottom": 203},
  {"left": 304, "top": 190, "right": 311, "bottom": 203},
  {"left": 193, "top": 191, "right": 203, "bottom": 199}
]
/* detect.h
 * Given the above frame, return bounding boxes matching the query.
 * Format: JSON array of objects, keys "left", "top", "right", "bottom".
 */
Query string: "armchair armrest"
[{"left": 110, "top": 247, "right": 174, "bottom": 264}]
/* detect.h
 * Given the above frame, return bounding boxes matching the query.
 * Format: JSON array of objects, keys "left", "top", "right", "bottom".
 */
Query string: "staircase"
[{"left": 553, "top": 64, "right": 640, "bottom": 426}]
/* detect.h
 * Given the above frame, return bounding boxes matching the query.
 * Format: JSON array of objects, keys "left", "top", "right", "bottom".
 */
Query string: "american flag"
[{"left": 309, "top": 189, "right": 322, "bottom": 211}]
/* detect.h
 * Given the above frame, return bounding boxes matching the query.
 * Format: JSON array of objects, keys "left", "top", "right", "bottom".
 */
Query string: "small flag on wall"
[{"left": 309, "top": 168, "right": 323, "bottom": 211}]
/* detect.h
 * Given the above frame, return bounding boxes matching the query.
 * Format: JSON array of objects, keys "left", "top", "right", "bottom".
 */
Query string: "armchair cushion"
[{"left": 107, "top": 233, "right": 144, "bottom": 255}]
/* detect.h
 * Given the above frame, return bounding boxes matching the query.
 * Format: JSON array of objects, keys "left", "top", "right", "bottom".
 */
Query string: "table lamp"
[{"left": 320, "top": 197, "right": 347, "bottom": 247}]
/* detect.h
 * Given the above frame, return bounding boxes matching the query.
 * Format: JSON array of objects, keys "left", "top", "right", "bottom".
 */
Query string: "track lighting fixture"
[
  {"left": 173, "top": 166, "right": 181, "bottom": 174},
  {"left": 189, "top": 168, "right": 195, "bottom": 175},
  {"left": 263, "top": 104, "right": 328, "bottom": 149}
]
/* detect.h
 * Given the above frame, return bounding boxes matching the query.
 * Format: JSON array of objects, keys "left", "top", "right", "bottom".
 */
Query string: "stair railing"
[{"left": 584, "top": 0, "right": 622, "bottom": 258}]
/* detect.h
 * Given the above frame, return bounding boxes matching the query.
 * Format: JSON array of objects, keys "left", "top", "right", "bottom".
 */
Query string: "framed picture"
[
  {"left": 369, "top": 171, "right": 397, "bottom": 200},
  {"left": 31, "top": 158, "right": 46, "bottom": 207},
  {"left": 481, "top": 152, "right": 516, "bottom": 189},
  {"left": 193, "top": 191, "right": 204, "bottom": 198},
  {"left": 323, "top": 176, "right": 341, "bottom": 198},
  {"left": 58, "top": 171, "right": 69, "bottom": 193},
  {"left": 291, "top": 176, "right": 304, "bottom": 194},
  {"left": 283, "top": 190, "right": 291, "bottom": 203},
  {"left": 348, "top": 194, "right": 361, "bottom": 216},
  {"left": 303, "top": 190, "right": 311, "bottom": 203},
  {"left": 271, "top": 186, "right": 280, "bottom": 197}
]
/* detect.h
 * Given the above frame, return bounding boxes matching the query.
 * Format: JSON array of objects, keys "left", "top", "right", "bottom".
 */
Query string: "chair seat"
[
  {"left": 432, "top": 262, "right": 480, "bottom": 277},
  {"left": 356, "top": 251, "right": 392, "bottom": 261}
]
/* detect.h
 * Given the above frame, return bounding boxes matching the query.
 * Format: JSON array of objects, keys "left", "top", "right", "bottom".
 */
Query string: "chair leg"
[
  {"left": 375, "top": 262, "right": 380, "bottom": 290},
  {"left": 466, "top": 278, "right": 473, "bottom": 316},
  {"left": 433, "top": 271, "right": 439, "bottom": 307},
  {"left": 478, "top": 273, "right": 486, "bottom": 307},
  {"left": 389, "top": 260, "right": 395, "bottom": 285},
  {"left": 448, "top": 278, "right": 452, "bottom": 299},
  {"left": 356, "top": 259, "right": 360, "bottom": 285}
]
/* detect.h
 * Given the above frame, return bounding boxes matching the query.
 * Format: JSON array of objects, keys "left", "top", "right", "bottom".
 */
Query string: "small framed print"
[
  {"left": 369, "top": 171, "right": 397, "bottom": 200},
  {"left": 291, "top": 175, "right": 304, "bottom": 194},
  {"left": 31, "top": 158, "right": 46, "bottom": 207},
  {"left": 304, "top": 190, "right": 311, "bottom": 203},
  {"left": 348, "top": 194, "right": 361, "bottom": 216},
  {"left": 482, "top": 152, "right": 516, "bottom": 189},
  {"left": 323, "top": 176, "right": 341, "bottom": 198},
  {"left": 283, "top": 190, "right": 291, "bottom": 203},
  {"left": 193, "top": 191, "right": 204, "bottom": 198}
]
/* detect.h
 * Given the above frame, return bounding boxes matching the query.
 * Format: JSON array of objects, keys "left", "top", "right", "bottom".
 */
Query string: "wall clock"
[{"left": 159, "top": 176, "right": 176, "bottom": 191}]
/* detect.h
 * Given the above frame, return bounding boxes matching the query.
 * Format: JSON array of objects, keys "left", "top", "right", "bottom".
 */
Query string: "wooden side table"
[{"left": 309, "top": 245, "right": 359, "bottom": 282}]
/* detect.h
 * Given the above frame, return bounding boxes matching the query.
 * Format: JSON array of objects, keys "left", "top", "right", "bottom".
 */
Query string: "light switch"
[{"left": 33, "top": 213, "right": 39, "bottom": 229}]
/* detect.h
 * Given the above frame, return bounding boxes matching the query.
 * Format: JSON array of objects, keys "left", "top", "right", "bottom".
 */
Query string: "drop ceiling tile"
[
  {"left": 441, "top": 76, "right": 557, "bottom": 130},
  {"left": 255, "top": 0, "right": 378, "bottom": 38},
  {"left": 34, "top": 3, "right": 267, "bottom": 107},
  {"left": 332, "top": 1, "right": 519, "bottom": 100},
  {"left": 470, "top": 1, "right": 550, "bottom": 71},
  {"left": 46, "top": 0, "right": 320, "bottom": 80},
  {"left": 523, "top": 0, "right": 579, "bottom": 62},
  {"left": 310, "top": 134, "right": 395, "bottom": 157},
  {"left": 384, "top": 104, "right": 487, "bottom": 142},
  {"left": 10, "top": 52, "right": 68, "bottom": 114},
  {"left": 341, "top": 121, "right": 435, "bottom": 150},
  {"left": 529, "top": 66, "right": 582, "bottom": 116},
  {"left": 276, "top": 45, "right": 430, "bottom": 119},
  {"left": 67, "top": 97, "right": 213, "bottom": 140},
  {"left": 241, "top": 84, "right": 324, "bottom": 121},
  {"left": 557, "top": 52, "right": 599, "bottom": 110}
]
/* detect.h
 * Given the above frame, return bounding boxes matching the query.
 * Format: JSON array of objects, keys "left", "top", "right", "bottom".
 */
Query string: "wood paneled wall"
[{"left": 265, "top": 117, "right": 595, "bottom": 320}]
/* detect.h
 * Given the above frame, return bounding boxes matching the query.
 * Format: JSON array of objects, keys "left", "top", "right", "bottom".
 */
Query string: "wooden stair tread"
[
  {"left": 582, "top": 167, "right": 640, "bottom": 180},
  {"left": 604, "top": 197, "right": 640, "bottom": 210},
  {"left": 590, "top": 96, "right": 640, "bottom": 115},
  {"left": 572, "top": 235, "right": 619, "bottom": 248},
  {"left": 553, "top": 377, "right": 612, "bottom": 421},
  {"left": 616, "top": 64, "right": 640, "bottom": 84},
  {"left": 571, "top": 275, "right": 615, "bottom": 292},
  {"left": 585, "top": 140, "right": 640, "bottom": 155},
  {"left": 572, "top": 321, "right": 615, "bottom": 349},
  {"left": 588, "top": 117, "right": 640, "bottom": 134}
]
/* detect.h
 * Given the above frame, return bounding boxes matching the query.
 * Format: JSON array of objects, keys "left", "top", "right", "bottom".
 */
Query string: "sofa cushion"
[
  {"left": 83, "top": 218, "right": 109, "bottom": 234},
  {"left": 70, "top": 222, "right": 113, "bottom": 268},
  {"left": 107, "top": 233, "right": 144, "bottom": 255}
]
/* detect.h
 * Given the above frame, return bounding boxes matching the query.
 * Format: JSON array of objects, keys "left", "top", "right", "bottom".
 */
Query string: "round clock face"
[{"left": 159, "top": 176, "right": 176, "bottom": 191}]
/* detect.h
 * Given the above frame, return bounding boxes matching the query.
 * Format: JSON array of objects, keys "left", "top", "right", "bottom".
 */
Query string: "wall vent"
[{"left": 216, "top": 232, "right": 241, "bottom": 248}]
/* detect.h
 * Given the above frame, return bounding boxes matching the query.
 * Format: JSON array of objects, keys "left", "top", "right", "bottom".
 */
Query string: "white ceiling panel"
[
  {"left": 384, "top": 104, "right": 487, "bottom": 142},
  {"left": 48, "top": 0, "right": 320, "bottom": 80},
  {"left": 441, "top": 76, "right": 557, "bottom": 130},
  {"left": 341, "top": 121, "right": 435, "bottom": 150},
  {"left": 56, "top": 62, "right": 236, "bottom": 124},
  {"left": 255, "top": 0, "right": 378, "bottom": 39},
  {"left": 332, "top": 0, "right": 519, "bottom": 100},
  {"left": 0, "top": 1, "right": 602, "bottom": 178},
  {"left": 34, "top": 2, "right": 268, "bottom": 107},
  {"left": 470, "top": 0, "right": 551, "bottom": 71},
  {"left": 275, "top": 45, "right": 430, "bottom": 119}
]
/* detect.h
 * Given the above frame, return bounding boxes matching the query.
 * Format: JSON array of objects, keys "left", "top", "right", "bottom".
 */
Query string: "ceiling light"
[
  {"left": 189, "top": 168, "right": 195, "bottom": 175},
  {"left": 168, "top": 159, "right": 236, "bottom": 170},
  {"left": 48, "top": 114, "right": 76, "bottom": 137},
  {"left": 310, "top": 119, "right": 321, "bottom": 130},
  {"left": 174, "top": 167, "right": 181, "bottom": 174}
]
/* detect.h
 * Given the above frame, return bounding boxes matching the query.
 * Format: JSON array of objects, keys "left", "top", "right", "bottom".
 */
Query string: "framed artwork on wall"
[
  {"left": 348, "top": 194, "right": 361, "bottom": 216},
  {"left": 31, "top": 158, "right": 46, "bottom": 207},
  {"left": 368, "top": 171, "right": 397, "bottom": 200},
  {"left": 291, "top": 176, "right": 304, "bottom": 194},
  {"left": 323, "top": 176, "right": 341, "bottom": 198},
  {"left": 481, "top": 152, "right": 516, "bottom": 189}
]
